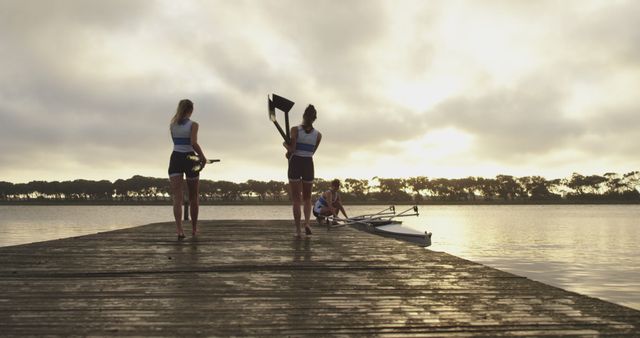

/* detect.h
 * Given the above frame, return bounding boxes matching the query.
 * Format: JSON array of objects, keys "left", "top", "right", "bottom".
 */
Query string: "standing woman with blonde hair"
[
  {"left": 168, "top": 99, "right": 207, "bottom": 240},
  {"left": 284, "top": 104, "right": 322, "bottom": 238}
]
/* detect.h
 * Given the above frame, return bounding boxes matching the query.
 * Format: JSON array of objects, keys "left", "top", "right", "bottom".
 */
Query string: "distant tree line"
[{"left": 0, "top": 172, "right": 638, "bottom": 204}]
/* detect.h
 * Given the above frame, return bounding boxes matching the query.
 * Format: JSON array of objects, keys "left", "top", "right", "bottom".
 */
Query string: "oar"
[
  {"left": 268, "top": 94, "right": 295, "bottom": 144},
  {"left": 187, "top": 155, "right": 221, "bottom": 172},
  {"left": 360, "top": 205, "right": 419, "bottom": 222},
  {"left": 350, "top": 206, "right": 396, "bottom": 219},
  {"left": 394, "top": 205, "right": 419, "bottom": 217},
  {"left": 335, "top": 206, "right": 398, "bottom": 227}
]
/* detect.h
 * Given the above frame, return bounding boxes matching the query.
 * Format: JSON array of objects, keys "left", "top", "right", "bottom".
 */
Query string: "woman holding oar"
[
  {"left": 168, "top": 99, "right": 207, "bottom": 240},
  {"left": 284, "top": 105, "right": 322, "bottom": 238}
]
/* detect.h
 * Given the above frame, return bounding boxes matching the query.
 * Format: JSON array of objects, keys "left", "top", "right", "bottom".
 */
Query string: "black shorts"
[
  {"left": 288, "top": 155, "right": 314, "bottom": 183},
  {"left": 168, "top": 151, "right": 199, "bottom": 179}
]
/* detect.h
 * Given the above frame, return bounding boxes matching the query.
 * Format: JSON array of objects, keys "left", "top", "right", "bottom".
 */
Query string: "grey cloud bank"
[{"left": 0, "top": 0, "right": 638, "bottom": 183}]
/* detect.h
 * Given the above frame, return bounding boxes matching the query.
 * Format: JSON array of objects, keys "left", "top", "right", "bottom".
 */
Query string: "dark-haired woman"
[
  {"left": 168, "top": 99, "right": 207, "bottom": 240},
  {"left": 284, "top": 105, "right": 322, "bottom": 238}
]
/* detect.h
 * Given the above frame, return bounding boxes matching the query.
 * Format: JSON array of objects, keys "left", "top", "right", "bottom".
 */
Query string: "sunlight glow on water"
[
  {"left": 0, "top": 204, "right": 638, "bottom": 310},
  {"left": 400, "top": 205, "right": 640, "bottom": 311}
]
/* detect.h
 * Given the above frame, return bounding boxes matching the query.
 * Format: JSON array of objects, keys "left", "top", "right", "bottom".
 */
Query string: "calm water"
[{"left": 0, "top": 204, "right": 638, "bottom": 310}]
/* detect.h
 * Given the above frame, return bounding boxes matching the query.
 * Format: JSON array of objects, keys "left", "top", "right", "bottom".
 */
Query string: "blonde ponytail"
[{"left": 170, "top": 99, "right": 193, "bottom": 126}]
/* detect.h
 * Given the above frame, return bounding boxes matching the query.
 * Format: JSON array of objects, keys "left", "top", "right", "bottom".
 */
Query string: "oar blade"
[
  {"left": 272, "top": 94, "right": 295, "bottom": 113},
  {"left": 268, "top": 94, "right": 294, "bottom": 144}
]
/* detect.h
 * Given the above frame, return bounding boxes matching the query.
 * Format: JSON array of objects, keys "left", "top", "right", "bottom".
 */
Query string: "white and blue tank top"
[
  {"left": 170, "top": 119, "right": 195, "bottom": 153},
  {"left": 293, "top": 125, "right": 319, "bottom": 157},
  {"left": 317, "top": 190, "right": 339, "bottom": 207}
]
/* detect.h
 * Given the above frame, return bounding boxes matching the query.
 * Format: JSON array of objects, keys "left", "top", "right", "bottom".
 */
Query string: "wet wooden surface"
[{"left": 0, "top": 220, "right": 638, "bottom": 336}]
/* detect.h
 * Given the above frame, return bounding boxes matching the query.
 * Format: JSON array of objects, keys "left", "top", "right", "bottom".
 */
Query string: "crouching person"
[{"left": 313, "top": 179, "right": 348, "bottom": 225}]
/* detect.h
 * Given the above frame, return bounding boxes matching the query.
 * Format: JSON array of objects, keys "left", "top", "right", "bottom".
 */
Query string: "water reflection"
[
  {"left": 292, "top": 237, "right": 312, "bottom": 262},
  {"left": 171, "top": 236, "right": 202, "bottom": 267},
  {"left": 400, "top": 205, "right": 640, "bottom": 310}
]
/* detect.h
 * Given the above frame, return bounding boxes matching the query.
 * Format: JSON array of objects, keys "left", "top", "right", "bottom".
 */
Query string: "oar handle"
[
  {"left": 187, "top": 155, "right": 221, "bottom": 164},
  {"left": 272, "top": 121, "right": 291, "bottom": 144}
]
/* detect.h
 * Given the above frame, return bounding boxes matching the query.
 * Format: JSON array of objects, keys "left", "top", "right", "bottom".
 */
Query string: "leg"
[
  {"left": 289, "top": 180, "right": 302, "bottom": 237},
  {"left": 313, "top": 203, "right": 328, "bottom": 225},
  {"left": 170, "top": 175, "right": 185, "bottom": 238},
  {"left": 187, "top": 177, "right": 200, "bottom": 236},
  {"left": 319, "top": 206, "right": 333, "bottom": 217},
  {"left": 302, "top": 182, "right": 313, "bottom": 233}
]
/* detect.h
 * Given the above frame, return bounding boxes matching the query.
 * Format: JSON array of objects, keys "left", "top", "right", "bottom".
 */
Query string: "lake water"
[{"left": 0, "top": 204, "right": 638, "bottom": 310}]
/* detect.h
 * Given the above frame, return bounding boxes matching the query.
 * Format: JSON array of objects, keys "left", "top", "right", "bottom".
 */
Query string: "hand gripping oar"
[{"left": 268, "top": 93, "right": 295, "bottom": 144}]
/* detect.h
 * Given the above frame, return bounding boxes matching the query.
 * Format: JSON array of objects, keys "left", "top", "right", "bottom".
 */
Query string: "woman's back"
[
  {"left": 170, "top": 119, "right": 195, "bottom": 153},
  {"left": 293, "top": 126, "right": 319, "bottom": 157}
]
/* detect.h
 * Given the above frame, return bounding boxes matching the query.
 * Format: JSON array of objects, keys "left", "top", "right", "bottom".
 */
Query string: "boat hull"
[
  {"left": 350, "top": 222, "right": 432, "bottom": 247},
  {"left": 348, "top": 216, "right": 395, "bottom": 225}
]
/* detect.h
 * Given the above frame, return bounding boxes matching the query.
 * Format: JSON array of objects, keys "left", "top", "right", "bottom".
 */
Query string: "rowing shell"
[
  {"left": 347, "top": 217, "right": 397, "bottom": 226},
  {"left": 326, "top": 206, "right": 431, "bottom": 247},
  {"left": 350, "top": 221, "right": 432, "bottom": 247}
]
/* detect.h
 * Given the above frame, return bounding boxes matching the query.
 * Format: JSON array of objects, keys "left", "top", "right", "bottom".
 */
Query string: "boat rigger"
[{"left": 327, "top": 206, "right": 432, "bottom": 247}]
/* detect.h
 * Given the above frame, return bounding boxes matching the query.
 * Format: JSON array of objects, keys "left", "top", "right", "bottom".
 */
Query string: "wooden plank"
[{"left": 0, "top": 220, "right": 638, "bottom": 336}]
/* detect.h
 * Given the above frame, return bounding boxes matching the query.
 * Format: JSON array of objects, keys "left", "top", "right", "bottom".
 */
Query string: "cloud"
[
  {"left": 570, "top": 1, "right": 640, "bottom": 64},
  {"left": 427, "top": 75, "right": 581, "bottom": 158},
  {"left": 0, "top": 0, "right": 639, "bottom": 182}
]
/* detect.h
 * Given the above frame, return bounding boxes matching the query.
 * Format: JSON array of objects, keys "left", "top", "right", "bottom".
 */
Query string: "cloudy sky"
[{"left": 1, "top": 0, "right": 638, "bottom": 183}]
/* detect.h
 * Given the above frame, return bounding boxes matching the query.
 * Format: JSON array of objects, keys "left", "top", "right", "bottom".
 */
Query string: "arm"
[
  {"left": 314, "top": 132, "right": 322, "bottom": 154},
  {"left": 338, "top": 205, "right": 348, "bottom": 218},
  {"left": 191, "top": 122, "right": 207, "bottom": 167},
  {"left": 334, "top": 194, "right": 348, "bottom": 218},
  {"left": 283, "top": 127, "right": 298, "bottom": 157}
]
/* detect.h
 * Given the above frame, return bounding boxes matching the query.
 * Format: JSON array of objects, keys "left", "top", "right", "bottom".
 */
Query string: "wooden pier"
[{"left": 0, "top": 220, "right": 638, "bottom": 336}]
